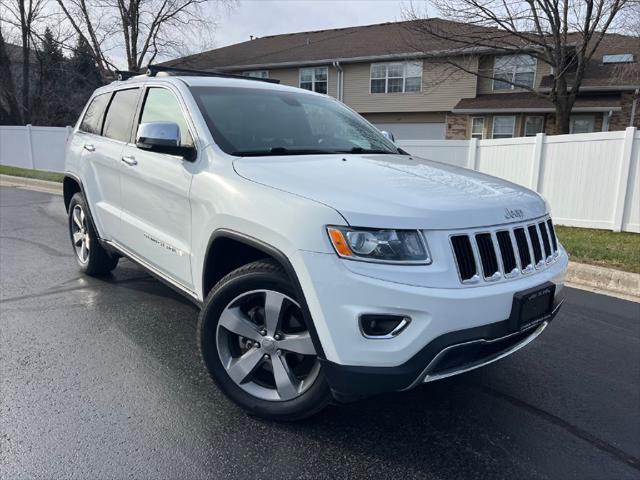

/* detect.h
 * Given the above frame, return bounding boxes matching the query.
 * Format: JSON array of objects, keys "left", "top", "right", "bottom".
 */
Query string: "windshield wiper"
[
  {"left": 341, "top": 147, "right": 393, "bottom": 154},
  {"left": 230, "top": 147, "right": 341, "bottom": 156}
]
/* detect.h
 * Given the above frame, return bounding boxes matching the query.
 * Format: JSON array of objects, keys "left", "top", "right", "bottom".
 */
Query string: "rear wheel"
[
  {"left": 68, "top": 193, "right": 118, "bottom": 275},
  {"left": 198, "top": 259, "right": 331, "bottom": 420}
]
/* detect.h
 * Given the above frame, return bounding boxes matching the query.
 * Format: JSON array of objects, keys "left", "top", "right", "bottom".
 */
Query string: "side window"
[
  {"left": 139, "top": 88, "right": 194, "bottom": 147},
  {"left": 102, "top": 88, "right": 140, "bottom": 142},
  {"left": 79, "top": 93, "right": 110, "bottom": 134}
]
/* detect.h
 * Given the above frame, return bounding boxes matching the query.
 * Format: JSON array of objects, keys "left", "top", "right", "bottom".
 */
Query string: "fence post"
[
  {"left": 467, "top": 138, "right": 478, "bottom": 170},
  {"left": 26, "top": 124, "right": 35, "bottom": 169},
  {"left": 530, "top": 133, "right": 545, "bottom": 192},
  {"left": 612, "top": 126, "right": 636, "bottom": 232}
]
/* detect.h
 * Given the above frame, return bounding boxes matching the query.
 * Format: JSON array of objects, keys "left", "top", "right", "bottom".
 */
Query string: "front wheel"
[
  {"left": 198, "top": 259, "right": 331, "bottom": 421},
  {"left": 68, "top": 193, "right": 118, "bottom": 275}
]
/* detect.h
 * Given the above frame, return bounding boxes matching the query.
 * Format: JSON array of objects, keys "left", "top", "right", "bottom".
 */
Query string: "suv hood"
[{"left": 233, "top": 154, "right": 547, "bottom": 230}]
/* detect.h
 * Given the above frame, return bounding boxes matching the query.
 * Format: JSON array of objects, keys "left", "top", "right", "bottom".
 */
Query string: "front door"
[{"left": 118, "top": 86, "right": 195, "bottom": 289}]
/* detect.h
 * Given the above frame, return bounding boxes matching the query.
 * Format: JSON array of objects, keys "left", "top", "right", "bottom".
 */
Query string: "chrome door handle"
[
  {"left": 83, "top": 144, "right": 95, "bottom": 152},
  {"left": 121, "top": 155, "right": 138, "bottom": 166}
]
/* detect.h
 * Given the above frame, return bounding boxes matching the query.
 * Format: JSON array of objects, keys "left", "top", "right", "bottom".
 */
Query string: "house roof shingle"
[
  {"left": 162, "top": 19, "right": 492, "bottom": 70},
  {"left": 453, "top": 92, "right": 623, "bottom": 112},
  {"left": 164, "top": 19, "right": 639, "bottom": 89}
]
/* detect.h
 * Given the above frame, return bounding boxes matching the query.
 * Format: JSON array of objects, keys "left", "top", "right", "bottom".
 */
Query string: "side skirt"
[{"left": 101, "top": 239, "right": 202, "bottom": 308}]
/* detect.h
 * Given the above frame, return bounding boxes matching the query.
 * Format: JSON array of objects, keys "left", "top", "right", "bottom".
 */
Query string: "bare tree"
[
  {"left": 405, "top": 0, "right": 633, "bottom": 133},
  {"left": 53, "top": 0, "right": 232, "bottom": 77},
  {"left": 0, "top": 0, "right": 48, "bottom": 123},
  {"left": 0, "top": 29, "right": 23, "bottom": 124}
]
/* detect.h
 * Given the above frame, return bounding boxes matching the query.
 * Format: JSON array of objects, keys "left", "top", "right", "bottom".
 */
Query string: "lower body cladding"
[{"left": 295, "top": 249, "right": 568, "bottom": 401}]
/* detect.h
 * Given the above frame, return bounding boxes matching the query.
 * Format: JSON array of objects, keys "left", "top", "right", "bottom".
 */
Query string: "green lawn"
[
  {"left": 0, "top": 165, "right": 64, "bottom": 183},
  {"left": 555, "top": 225, "right": 640, "bottom": 274}
]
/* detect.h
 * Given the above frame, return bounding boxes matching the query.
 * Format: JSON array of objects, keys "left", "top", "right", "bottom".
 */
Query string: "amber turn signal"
[{"left": 327, "top": 227, "right": 353, "bottom": 257}]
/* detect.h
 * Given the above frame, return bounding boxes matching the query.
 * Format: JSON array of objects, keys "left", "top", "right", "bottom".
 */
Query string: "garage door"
[{"left": 373, "top": 123, "right": 446, "bottom": 140}]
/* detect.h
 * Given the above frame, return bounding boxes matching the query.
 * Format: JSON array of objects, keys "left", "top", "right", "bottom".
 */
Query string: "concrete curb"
[
  {"left": 1, "top": 173, "right": 638, "bottom": 302},
  {"left": 0, "top": 174, "right": 63, "bottom": 195},
  {"left": 567, "top": 262, "right": 639, "bottom": 301}
]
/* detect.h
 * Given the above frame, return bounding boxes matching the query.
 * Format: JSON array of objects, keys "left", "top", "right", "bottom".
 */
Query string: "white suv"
[{"left": 63, "top": 69, "right": 568, "bottom": 420}]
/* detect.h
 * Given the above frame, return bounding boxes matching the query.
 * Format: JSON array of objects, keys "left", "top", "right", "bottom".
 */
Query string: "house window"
[
  {"left": 299, "top": 67, "right": 328, "bottom": 94},
  {"left": 370, "top": 61, "right": 423, "bottom": 94},
  {"left": 243, "top": 70, "right": 269, "bottom": 78},
  {"left": 602, "top": 54, "right": 634, "bottom": 64},
  {"left": 493, "top": 54, "right": 537, "bottom": 90},
  {"left": 524, "top": 116, "right": 544, "bottom": 136},
  {"left": 492, "top": 115, "right": 516, "bottom": 138},
  {"left": 471, "top": 117, "right": 485, "bottom": 139},
  {"left": 570, "top": 115, "right": 595, "bottom": 134}
]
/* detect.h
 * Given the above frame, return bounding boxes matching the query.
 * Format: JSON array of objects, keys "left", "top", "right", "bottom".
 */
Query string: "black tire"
[
  {"left": 68, "top": 192, "right": 118, "bottom": 276},
  {"left": 198, "top": 259, "right": 331, "bottom": 421}
]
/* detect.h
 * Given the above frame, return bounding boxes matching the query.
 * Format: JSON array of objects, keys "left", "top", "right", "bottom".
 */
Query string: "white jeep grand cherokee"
[{"left": 63, "top": 68, "right": 568, "bottom": 420}]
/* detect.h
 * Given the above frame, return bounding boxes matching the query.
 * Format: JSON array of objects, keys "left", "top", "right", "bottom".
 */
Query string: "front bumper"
[
  {"left": 292, "top": 247, "right": 568, "bottom": 399},
  {"left": 321, "top": 300, "right": 562, "bottom": 401}
]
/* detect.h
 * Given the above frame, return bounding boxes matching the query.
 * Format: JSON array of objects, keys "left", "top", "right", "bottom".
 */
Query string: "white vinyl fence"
[
  {"left": 0, "top": 125, "right": 70, "bottom": 173},
  {"left": 398, "top": 127, "right": 640, "bottom": 233},
  {"left": 1, "top": 125, "right": 638, "bottom": 232}
]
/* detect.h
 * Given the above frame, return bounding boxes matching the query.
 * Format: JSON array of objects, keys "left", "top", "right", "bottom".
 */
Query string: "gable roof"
[
  {"left": 163, "top": 19, "right": 639, "bottom": 88},
  {"left": 161, "top": 19, "right": 481, "bottom": 70},
  {"left": 539, "top": 33, "right": 640, "bottom": 89},
  {"left": 4, "top": 42, "right": 37, "bottom": 64}
]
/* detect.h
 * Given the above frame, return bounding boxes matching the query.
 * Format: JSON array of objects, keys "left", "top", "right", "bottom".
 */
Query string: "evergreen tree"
[{"left": 33, "top": 27, "right": 69, "bottom": 125}]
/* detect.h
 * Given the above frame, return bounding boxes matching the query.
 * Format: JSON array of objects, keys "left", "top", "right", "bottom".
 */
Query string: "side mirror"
[
  {"left": 380, "top": 130, "right": 395, "bottom": 142},
  {"left": 136, "top": 122, "right": 195, "bottom": 160}
]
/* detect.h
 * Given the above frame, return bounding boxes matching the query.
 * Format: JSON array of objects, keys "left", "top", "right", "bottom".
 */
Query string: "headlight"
[{"left": 327, "top": 226, "right": 431, "bottom": 264}]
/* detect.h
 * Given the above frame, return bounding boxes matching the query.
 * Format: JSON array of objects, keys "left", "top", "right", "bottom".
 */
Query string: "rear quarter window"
[{"left": 79, "top": 93, "right": 110, "bottom": 134}]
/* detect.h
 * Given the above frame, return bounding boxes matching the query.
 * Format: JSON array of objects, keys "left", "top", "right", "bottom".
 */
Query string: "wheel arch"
[
  {"left": 202, "top": 229, "right": 325, "bottom": 359},
  {"left": 63, "top": 174, "right": 82, "bottom": 212}
]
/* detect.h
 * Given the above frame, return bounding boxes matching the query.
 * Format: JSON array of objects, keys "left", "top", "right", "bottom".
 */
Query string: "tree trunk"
[
  {"left": 554, "top": 103, "right": 571, "bottom": 135},
  {"left": 19, "top": 2, "right": 30, "bottom": 124}
]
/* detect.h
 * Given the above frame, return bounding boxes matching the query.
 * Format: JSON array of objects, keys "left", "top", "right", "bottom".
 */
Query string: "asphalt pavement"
[{"left": 1, "top": 185, "right": 639, "bottom": 480}]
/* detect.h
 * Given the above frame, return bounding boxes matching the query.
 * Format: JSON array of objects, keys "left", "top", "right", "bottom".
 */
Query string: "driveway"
[{"left": 1, "top": 186, "right": 639, "bottom": 480}]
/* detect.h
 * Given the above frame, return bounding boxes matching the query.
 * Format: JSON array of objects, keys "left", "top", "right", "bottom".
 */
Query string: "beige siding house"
[{"left": 163, "top": 20, "right": 639, "bottom": 140}]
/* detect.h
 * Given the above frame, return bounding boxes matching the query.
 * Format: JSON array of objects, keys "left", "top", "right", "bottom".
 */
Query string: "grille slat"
[
  {"left": 538, "top": 222, "right": 552, "bottom": 259},
  {"left": 451, "top": 235, "right": 476, "bottom": 281},
  {"left": 527, "top": 225, "right": 544, "bottom": 265},
  {"left": 475, "top": 233, "right": 499, "bottom": 278},
  {"left": 514, "top": 228, "right": 532, "bottom": 269},
  {"left": 547, "top": 219, "right": 558, "bottom": 252},
  {"left": 496, "top": 231, "right": 517, "bottom": 273}
]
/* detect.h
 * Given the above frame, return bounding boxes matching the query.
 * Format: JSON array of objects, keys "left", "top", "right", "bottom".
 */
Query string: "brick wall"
[
  {"left": 609, "top": 92, "right": 640, "bottom": 130},
  {"left": 446, "top": 113, "right": 469, "bottom": 139}
]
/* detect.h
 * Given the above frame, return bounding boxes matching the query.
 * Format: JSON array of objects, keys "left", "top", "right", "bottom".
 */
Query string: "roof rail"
[
  {"left": 145, "top": 64, "right": 280, "bottom": 84},
  {"left": 116, "top": 70, "right": 141, "bottom": 81}
]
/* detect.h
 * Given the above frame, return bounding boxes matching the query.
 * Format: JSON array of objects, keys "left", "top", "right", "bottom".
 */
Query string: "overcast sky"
[{"left": 212, "top": 0, "right": 432, "bottom": 48}]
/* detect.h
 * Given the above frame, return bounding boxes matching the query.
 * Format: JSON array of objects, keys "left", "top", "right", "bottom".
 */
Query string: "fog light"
[{"left": 359, "top": 314, "right": 411, "bottom": 339}]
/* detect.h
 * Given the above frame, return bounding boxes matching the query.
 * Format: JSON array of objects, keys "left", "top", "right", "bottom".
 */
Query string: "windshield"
[{"left": 190, "top": 86, "right": 401, "bottom": 156}]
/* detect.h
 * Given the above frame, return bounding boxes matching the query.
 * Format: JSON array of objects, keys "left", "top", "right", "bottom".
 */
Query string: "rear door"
[
  {"left": 73, "top": 91, "right": 122, "bottom": 239},
  {"left": 82, "top": 87, "right": 141, "bottom": 240},
  {"left": 118, "top": 85, "right": 196, "bottom": 288}
]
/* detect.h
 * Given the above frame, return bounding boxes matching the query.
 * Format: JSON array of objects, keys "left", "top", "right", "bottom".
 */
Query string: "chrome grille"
[{"left": 450, "top": 217, "right": 560, "bottom": 284}]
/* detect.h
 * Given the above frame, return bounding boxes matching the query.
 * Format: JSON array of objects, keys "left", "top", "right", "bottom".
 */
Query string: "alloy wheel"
[
  {"left": 216, "top": 289, "right": 320, "bottom": 401},
  {"left": 71, "top": 204, "right": 90, "bottom": 263}
]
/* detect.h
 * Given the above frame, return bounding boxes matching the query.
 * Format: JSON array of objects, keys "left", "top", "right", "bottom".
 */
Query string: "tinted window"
[
  {"left": 139, "top": 88, "right": 193, "bottom": 147},
  {"left": 79, "top": 93, "right": 110, "bottom": 134},
  {"left": 103, "top": 88, "right": 139, "bottom": 142},
  {"left": 190, "top": 86, "right": 399, "bottom": 156}
]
